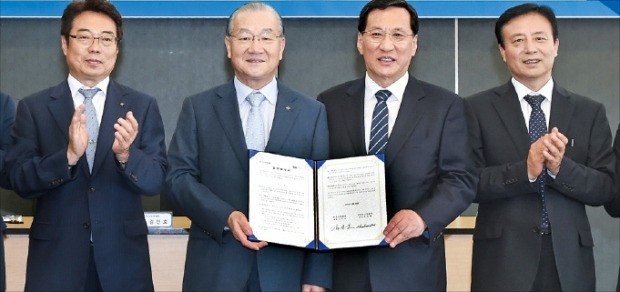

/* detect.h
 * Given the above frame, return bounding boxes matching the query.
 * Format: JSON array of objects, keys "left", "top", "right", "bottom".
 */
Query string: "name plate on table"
[
  {"left": 144, "top": 212, "right": 173, "bottom": 228},
  {"left": 2, "top": 214, "right": 23, "bottom": 224}
]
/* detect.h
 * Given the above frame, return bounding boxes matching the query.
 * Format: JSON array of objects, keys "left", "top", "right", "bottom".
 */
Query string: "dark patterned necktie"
[
  {"left": 79, "top": 87, "right": 101, "bottom": 173},
  {"left": 368, "top": 90, "right": 391, "bottom": 155},
  {"left": 524, "top": 94, "right": 550, "bottom": 232}
]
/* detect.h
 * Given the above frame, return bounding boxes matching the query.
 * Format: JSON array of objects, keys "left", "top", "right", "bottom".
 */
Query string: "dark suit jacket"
[
  {"left": 0, "top": 92, "right": 15, "bottom": 292},
  {"left": 605, "top": 124, "right": 620, "bottom": 292},
  {"left": 165, "top": 80, "right": 332, "bottom": 291},
  {"left": 465, "top": 81, "right": 615, "bottom": 291},
  {"left": 317, "top": 76, "right": 477, "bottom": 291},
  {"left": 605, "top": 124, "right": 620, "bottom": 217},
  {"left": 4, "top": 80, "right": 167, "bottom": 291}
]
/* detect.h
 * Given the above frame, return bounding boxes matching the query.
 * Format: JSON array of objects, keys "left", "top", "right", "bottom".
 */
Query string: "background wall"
[{"left": 1, "top": 16, "right": 618, "bottom": 290}]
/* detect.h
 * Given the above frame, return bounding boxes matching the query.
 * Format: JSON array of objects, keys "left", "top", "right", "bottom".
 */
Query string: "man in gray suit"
[
  {"left": 466, "top": 3, "right": 615, "bottom": 291},
  {"left": 165, "top": 2, "right": 331, "bottom": 291}
]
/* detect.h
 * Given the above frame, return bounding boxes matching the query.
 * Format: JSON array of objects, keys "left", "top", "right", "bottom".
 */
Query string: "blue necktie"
[
  {"left": 525, "top": 94, "right": 550, "bottom": 232},
  {"left": 245, "top": 91, "right": 266, "bottom": 151},
  {"left": 79, "top": 88, "right": 101, "bottom": 173},
  {"left": 369, "top": 90, "right": 391, "bottom": 155}
]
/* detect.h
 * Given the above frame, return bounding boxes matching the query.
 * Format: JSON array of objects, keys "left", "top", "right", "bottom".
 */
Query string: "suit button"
[
  {"left": 88, "top": 187, "right": 95, "bottom": 192},
  {"left": 83, "top": 222, "right": 90, "bottom": 229}
]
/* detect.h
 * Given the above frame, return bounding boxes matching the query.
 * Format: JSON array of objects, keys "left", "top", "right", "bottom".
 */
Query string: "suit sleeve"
[
  {"left": 6, "top": 99, "right": 75, "bottom": 198},
  {"left": 0, "top": 93, "right": 15, "bottom": 189},
  {"left": 604, "top": 124, "right": 620, "bottom": 217},
  {"left": 165, "top": 97, "right": 236, "bottom": 243},
  {"left": 416, "top": 96, "right": 478, "bottom": 240},
  {"left": 464, "top": 99, "right": 540, "bottom": 203},
  {"left": 548, "top": 103, "right": 614, "bottom": 206},
  {"left": 119, "top": 97, "right": 167, "bottom": 196}
]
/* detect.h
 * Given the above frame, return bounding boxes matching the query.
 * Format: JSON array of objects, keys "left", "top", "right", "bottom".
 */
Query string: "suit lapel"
[
  {"left": 491, "top": 82, "right": 530, "bottom": 155},
  {"left": 213, "top": 82, "right": 248, "bottom": 168},
  {"left": 48, "top": 81, "right": 74, "bottom": 144},
  {"left": 343, "top": 79, "right": 368, "bottom": 156},
  {"left": 384, "top": 76, "right": 424, "bottom": 168},
  {"left": 48, "top": 82, "right": 92, "bottom": 174},
  {"left": 91, "top": 80, "right": 127, "bottom": 176},
  {"left": 265, "top": 84, "right": 300, "bottom": 153},
  {"left": 548, "top": 85, "right": 574, "bottom": 133}
]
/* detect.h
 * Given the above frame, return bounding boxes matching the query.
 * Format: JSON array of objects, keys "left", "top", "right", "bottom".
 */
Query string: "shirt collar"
[
  {"left": 234, "top": 76, "right": 278, "bottom": 106},
  {"left": 364, "top": 71, "right": 409, "bottom": 102},
  {"left": 512, "top": 77, "right": 554, "bottom": 102},
  {"left": 67, "top": 74, "right": 109, "bottom": 99}
]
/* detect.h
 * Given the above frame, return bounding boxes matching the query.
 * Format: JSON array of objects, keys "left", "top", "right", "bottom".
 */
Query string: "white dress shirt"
[
  {"left": 235, "top": 76, "right": 278, "bottom": 148},
  {"left": 68, "top": 74, "right": 109, "bottom": 125},
  {"left": 363, "top": 72, "right": 409, "bottom": 153},
  {"left": 512, "top": 77, "right": 554, "bottom": 132}
]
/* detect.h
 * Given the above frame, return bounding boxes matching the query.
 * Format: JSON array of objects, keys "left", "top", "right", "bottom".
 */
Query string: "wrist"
[
  {"left": 117, "top": 159, "right": 127, "bottom": 170},
  {"left": 67, "top": 152, "right": 79, "bottom": 166},
  {"left": 115, "top": 152, "right": 129, "bottom": 163}
]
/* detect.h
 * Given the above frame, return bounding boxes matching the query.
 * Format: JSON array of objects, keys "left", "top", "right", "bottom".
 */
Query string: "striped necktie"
[{"left": 368, "top": 90, "right": 391, "bottom": 155}]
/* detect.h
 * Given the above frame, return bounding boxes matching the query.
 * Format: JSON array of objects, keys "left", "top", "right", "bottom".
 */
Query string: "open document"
[{"left": 248, "top": 151, "right": 387, "bottom": 250}]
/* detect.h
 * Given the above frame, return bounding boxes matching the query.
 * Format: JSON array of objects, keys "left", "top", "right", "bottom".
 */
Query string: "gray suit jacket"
[
  {"left": 318, "top": 76, "right": 477, "bottom": 291},
  {"left": 166, "top": 80, "right": 332, "bottom": 291},
  {"left": 466, "top": 81, "right": 615, "bottom": 291}
]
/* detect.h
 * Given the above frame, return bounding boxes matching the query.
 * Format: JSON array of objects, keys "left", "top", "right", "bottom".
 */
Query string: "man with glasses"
[
  {"left": 317, "top": 0, "right": 476, "bottom": 290},
  {"left": 4, "top": 0, "right": 167, "bottom": 290},
  {"left": 166, "top": 2, "right": 331, "bottom": 291}
]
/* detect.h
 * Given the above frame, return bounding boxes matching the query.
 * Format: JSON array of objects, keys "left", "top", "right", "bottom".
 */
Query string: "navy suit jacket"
[
  {"left": 317, "top": 76, "right": 477, "bottom": 291},
  {"left": 466, "top": 81, "right": 615, "bottom": 291},
  {"left": 0, "top": 92, "right": 15, "bottom": 292},
  {"left": 5, "top": 80, "right": 167, "bottom": 291},
  {"left": 166, "top": 80, "right": 332, "bottom": 291}
]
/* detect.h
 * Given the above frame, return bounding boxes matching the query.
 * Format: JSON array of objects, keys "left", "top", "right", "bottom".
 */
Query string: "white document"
[
  {"left": 317, "top": 156, "right": 387, "bottom": 249},
  {"left": 248, "top": 152, "right": 316, "bottom": 248},
  {"left": 248, "top": 151, "right": 387, "bottom": 250}
]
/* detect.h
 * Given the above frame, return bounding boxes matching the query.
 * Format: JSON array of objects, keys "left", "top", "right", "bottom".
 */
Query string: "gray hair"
[{"left": 226, "top": 2, "right": 284, "bottom": 36}]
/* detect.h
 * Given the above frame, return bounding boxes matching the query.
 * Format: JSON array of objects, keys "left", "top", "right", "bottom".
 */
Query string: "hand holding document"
[{"left": 248, "top": 151, "right": 387, "bottom": 250}]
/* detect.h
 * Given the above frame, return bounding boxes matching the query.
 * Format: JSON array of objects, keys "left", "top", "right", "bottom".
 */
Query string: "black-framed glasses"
[
  {"left": 228, "top": 32, "right": 283, "bottom": 45},
  {"left": 362, "top": 29, "right": 414, "bottom": 44},
  {"left": 69, "top": 31, "right": 117, "bottom": 47}
]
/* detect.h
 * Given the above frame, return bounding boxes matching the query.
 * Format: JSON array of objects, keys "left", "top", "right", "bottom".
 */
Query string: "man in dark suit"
[
  {"left": 466, "top": 3, "right": 615, "bottom": 291},
  {"left": 0, "top": 92, "right": 16, "bottom": 292},
  {"left": 4, "top": 0, "right": 167, "bottom": 290},
  {"left": 605, "top": 124, "right": 620, "bottom": 292},
  {"left": 317, "top": 0, "right": 477, "bottom": 290},
  {"left": 165, "top": 2, "right": 331, "bottom": 291}
]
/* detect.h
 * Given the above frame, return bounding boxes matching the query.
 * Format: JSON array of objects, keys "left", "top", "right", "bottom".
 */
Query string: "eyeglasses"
[
  {"left": 228, "top": 32, "right": 282, "bottom": 45},
  {"left": 362, "top": 30, "right": 414, "bottom": 44},
  {"left": 69, "top": 31, "right": 117, "bottom": 47}
]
